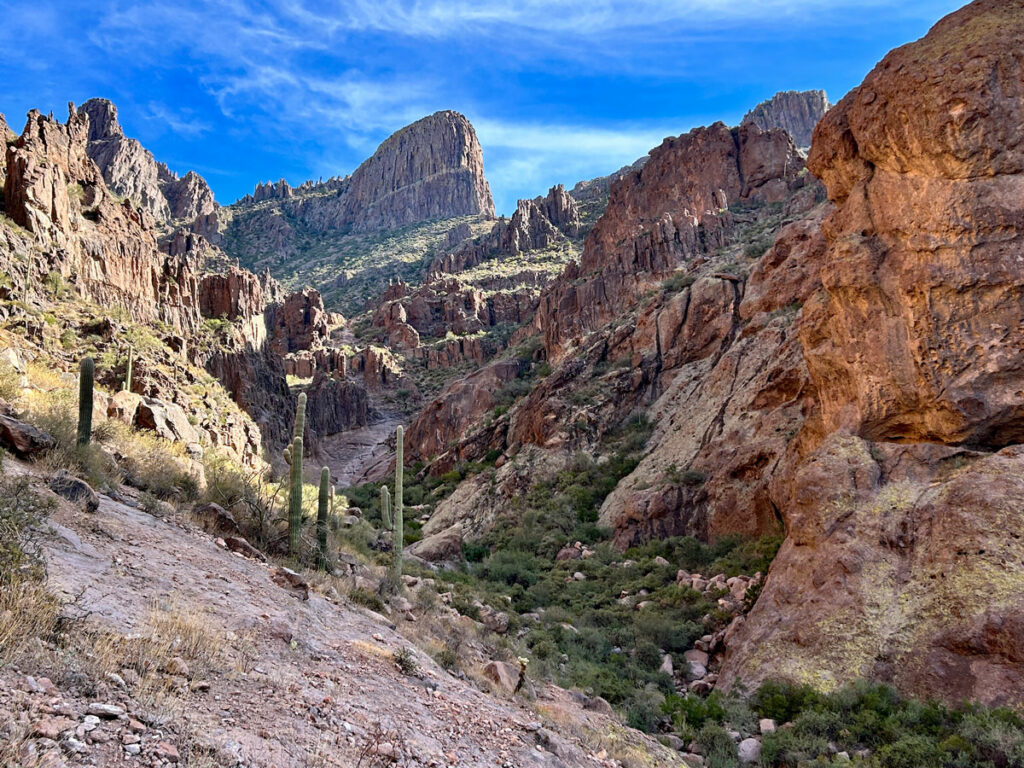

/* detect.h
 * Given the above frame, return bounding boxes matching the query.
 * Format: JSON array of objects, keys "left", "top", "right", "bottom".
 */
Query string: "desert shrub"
[
  {"left": 349, "top": 588, "right": 386, "bottom": 613},
  {"left": 392, "top": 647, "right": 419, "bottom": 676},
  {"left": 0, "top": 467, "right": 55, "bottom": 586},
  {"left": 664, "top": 691, "right": 728, "bottom": 732},
  {"left": 0, "top": 358, "right": 20, "bottom": 402},
  {"left": 752, "top": 679, "right": 825, "bottom": 724},
  {"left": 874, "top": 735, "right": 945, "bottom": 768},
  {"left": 698, "top": 724, "right": 740, "bottom": 768},
  {"left": 624, "top": 686, "right": 665, "bottom": 733}
]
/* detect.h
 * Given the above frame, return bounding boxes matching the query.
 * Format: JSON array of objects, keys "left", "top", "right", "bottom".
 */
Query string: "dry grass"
[
  {"left": 70, "top": 601, "right": 224, "bottom": 724},
  {"left": 0, "top": 580, "right": 59, "bottom": 669}
]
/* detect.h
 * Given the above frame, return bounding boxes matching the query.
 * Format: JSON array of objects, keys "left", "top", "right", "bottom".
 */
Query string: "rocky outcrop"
[
  {"left": 252, "top": 179, "right": 293, "bottom": 202},
  {"left": 304, "top": 371, "right": 378, "bottom": 439},
  {"left": 267, "top": 289, "right": 330, "bottom": 356},
  {"left": 372, "top": 277, "right": 536, "bottom": 350},
  {"left": 4, "top": 105, "right": 204, "bottom": 332},
  {"left": 431, "top": 185, "right": 580, "bottom": 275},
  {"left": 742, "top": 90, "right": 830, "bottom": 149},
  {"left": 800, "top": 0, "right": 1024, "bottom": 450},
  {"left": 719, "top": 0, "right": 1024, "bottom": 706},
  {"left": 569, "top": 156, "right": 649, "bottom": 206},
  {"left": 405, "top": 359, "right": 525, "bottom": 462},
  {"left": 291, "top": 111, "right": 494, "bottom": 235},
  {"left": 77, "top": 99, "right": 216, "bottom": 228},
  {"left": 535, "top": 122, "right": 805, "bottom": 362}
]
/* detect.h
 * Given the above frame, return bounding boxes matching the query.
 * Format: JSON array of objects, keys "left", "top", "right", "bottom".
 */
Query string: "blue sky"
[{"left": 1, "top": 1, "right": 962, "bottom": 215}]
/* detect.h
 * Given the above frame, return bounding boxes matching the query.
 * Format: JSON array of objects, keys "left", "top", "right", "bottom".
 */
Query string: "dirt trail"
[{"left": 3, "top": 462, "right": 684, "bottom": 767}]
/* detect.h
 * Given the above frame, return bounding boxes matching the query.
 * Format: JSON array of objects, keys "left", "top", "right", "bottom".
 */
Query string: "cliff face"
[
  {"left": 742, "top": 90, "right": 831, "bottom": 148},
  {"left": 228, "top": 110, "right": 494, "bottom": 246},
  {"left": 332, "top": 110, "right": 494, "bottom": 233},
  {"left": 535, "top": 122, "right": 804, "bottom": 363},
  {"left": 720, "top": 0, "right": 1024, "bottom": 704},
  {"left": 0, "top": 105, "right": 367, "bottom": 461},
  {"left": 77, "top": 99, "right": 217, "bottom": 230}
]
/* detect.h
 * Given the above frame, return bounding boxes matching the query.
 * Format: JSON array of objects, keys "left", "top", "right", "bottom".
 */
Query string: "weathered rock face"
[
  {"left": 304, "top": 371, "right": 378, "bottom": 440},
  {"left": 742, "top": 90, "right": 831, "bottom": 149},
  {"left": 535, "top": 122, "right": 805, "bottom": 362},
  {"left": 4, "top": 106, "right": 204, "bottom": 332},
  {"left": 77, "top": 99, "right": 217, "bottom": 227},
  {"left": 289, "top": 111, "right": 494, "bottom": 235},
  {"left": 372, "top": 277, "right": 535, "bottom": 347},
  {"left": 720, "top": 434, "right": 1024, "bottom": 705},
  {"left": 801, "top": 0, "right": 1024, "bottom": 449},
  {"left": 432, "top": 185, "right": 580, "bottom": 276},
  {"left": 719, "top": 0, "right": 1024, "bottom": 707},
  {"left": 267, "top": 289, "right": 330, "bottom": 356},
  {"left": 405, "top": 359, "right": 525, "bottom": 462}
]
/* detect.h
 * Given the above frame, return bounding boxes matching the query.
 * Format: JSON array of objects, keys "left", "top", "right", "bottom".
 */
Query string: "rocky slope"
[
  {"left": 2, "top": 459, "right": 679, "bottom": 768},
  {"left": 742, "top": 90, "right": 831, "bottom": 149}
]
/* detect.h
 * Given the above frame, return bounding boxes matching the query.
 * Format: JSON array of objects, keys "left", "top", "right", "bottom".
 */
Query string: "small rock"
[
  {"left": 153, "top": 741, "right": 180, "bottom": 763},
  {"left": 653, "top": 556, "right": 670, "bottom": 567},
  {"left": 759, "top": 718, "right": 777, "bottom": 734},
  {"left": 31, "top": 717, "right": 76, "bottom": 740},
  {"left": 684, "top": 649, "right": 710, "bottom": 667},
  {"left": 836, "top": 753, "right": 851, "bottom": 762},
  {"left": 125, "top": 743, "right": 141, "bottom": 756},
  {"left": 165, "top": 656, "right": 190, "bottom": 677},
  {"left": 659, "top": 654, "right": 673, "bottom": 676},
  {"left": 86, "top": 703, "right": 125, "bottom": 719},
  {"left": 81, "top": 716, "right": 100, "bottom": 732},
  {"left": 572, "top": 571, "right": 586, "bottom": 581}
]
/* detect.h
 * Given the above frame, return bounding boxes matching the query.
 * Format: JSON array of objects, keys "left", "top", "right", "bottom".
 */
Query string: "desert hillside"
[{"left": 2, "top": 1, "right": 1024, "bottom": 767}]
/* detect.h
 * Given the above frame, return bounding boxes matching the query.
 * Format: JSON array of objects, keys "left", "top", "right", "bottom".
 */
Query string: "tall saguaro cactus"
[
  {"left": 123, "top": 345, "right": 133, "bottom": 392},
  {"left": 393, "top": 425, "right": 404, "bottom": 579},
  {"left": 317, "top": 466, "right": 330, "bottom": 570},
  {"left": 77, "top": 357, "right": 94, "bottom": 447},
  {"left": 285, "top": 393, "right": 307, "bottom": 557}
]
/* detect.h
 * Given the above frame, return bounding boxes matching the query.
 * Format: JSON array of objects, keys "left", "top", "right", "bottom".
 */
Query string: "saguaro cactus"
[
  {"left": 317, "top": 466, "right": 330, "bottom": 569},
  {"left": 393, "top": 425, "right": 404, "bottom": 579},
  {"left": 123, "top": 345, "right": 133, "bottom": 392},
  {"left": 77, "top": 357, "right": 94, "bottom": 446},
  {"left": 286, "top": 393, "right": 307, "bottom": 557},
  {"left": 380, "top": 485, "right": 392, "bottom": 530}
]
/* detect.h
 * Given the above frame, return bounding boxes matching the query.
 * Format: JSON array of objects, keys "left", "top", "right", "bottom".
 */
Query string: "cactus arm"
[{"left": 380, "top": 485, "right": 392, "bottom": 530}]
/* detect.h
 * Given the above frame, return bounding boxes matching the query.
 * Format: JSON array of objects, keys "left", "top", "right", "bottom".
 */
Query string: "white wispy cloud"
[{"left": 142, "top": 101, "right": 212, "bottom": 138}]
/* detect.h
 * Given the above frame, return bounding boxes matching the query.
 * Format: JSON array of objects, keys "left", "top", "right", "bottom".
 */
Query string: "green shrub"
[{"left": 752, "top": 679, "right": 825, "bottom": 724}]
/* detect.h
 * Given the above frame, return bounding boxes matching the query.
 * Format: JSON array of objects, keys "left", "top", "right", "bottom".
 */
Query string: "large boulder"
[
  {"left": 49, "top": 470, "right": 99, "bottom": 513},
  {"left": 0, "top": 414, "right": 55, "bottom": 457},
  {"left": 135, "top": 397, "right": 200, "bottom": 446}
]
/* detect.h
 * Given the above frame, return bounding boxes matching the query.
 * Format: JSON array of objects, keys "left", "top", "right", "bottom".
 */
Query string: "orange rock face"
[
  {"left": 802, "top": 0, "right": 1024, "bottom": 447},
  {"left": 720, "top": 0, "right": 1024, "bottom": 705}
]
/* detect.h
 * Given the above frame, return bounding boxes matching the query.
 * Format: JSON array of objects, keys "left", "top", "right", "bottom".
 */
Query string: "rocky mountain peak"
[
  {"left": 79, "top": 97, "right": 123, "bottom": 141},
  {"left": 742, "top": 89, "right": 830, "bottom": 148},
  {"left": 339, "top": 110, "right": 495, "bottom": 233},
  {"left": 75, "top": 97, "right": 216, "bottom": 229}
]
